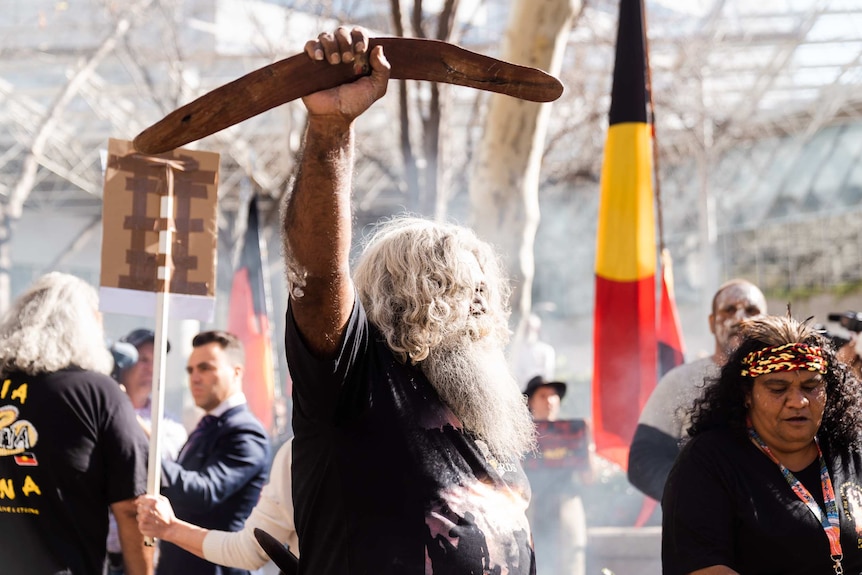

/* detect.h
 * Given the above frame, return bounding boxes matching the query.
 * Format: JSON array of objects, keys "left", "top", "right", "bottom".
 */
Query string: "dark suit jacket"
[{"left": 158, "top": 404, "right": 270, "bottom": 575}]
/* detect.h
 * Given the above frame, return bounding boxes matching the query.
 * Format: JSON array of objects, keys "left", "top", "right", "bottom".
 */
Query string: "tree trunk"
[
  {"left": 389, "top": 0, "right": 422, "bottom": 211},
  {"left": 468, "top": 0, "right": 582, "bottom": 332},
  {"left": 430, "top": 0, "right": 460, "bottom": 220},
  {"left": 396, "top": 0, "right": 460, "bottom": 217}
]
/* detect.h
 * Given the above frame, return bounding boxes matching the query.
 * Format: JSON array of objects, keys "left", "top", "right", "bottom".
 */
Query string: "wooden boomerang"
[
  {"left": 253, "top": 528, "right": 299, "bottom": 575},
  {"left": 133, "top": 37, "right": 564, "bottom": 154}
]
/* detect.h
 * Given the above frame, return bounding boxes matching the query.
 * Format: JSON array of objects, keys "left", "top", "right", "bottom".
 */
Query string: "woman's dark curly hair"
[{"left": 687, "top": 314, "right": 862, "bottom": 450}]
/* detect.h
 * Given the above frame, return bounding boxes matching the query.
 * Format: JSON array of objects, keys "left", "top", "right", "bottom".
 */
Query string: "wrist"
[
  {"left": 304, "top": 119, "right": 353, "bottom": 165},
  {"left": 306, "top": 115, "right": 354, "bottom": 138},
  {"left": 160, "top": 517, "right": 184, "bottom": 542}
]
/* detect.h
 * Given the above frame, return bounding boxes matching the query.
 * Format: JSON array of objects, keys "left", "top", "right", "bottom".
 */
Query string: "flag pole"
[
  {"left": 635, "top": 0, "right": 662, "bottom": 526},
  {"left": 641, "top": 0, "right": 666, "bottom": 254},
  {"left": 636, "top": 2, "right": 688, "bottom": 527}
]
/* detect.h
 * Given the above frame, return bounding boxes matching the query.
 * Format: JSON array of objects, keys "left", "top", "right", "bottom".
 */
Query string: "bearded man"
[{"left": 281, "top": 27, "right": 537, "bottom": 575}]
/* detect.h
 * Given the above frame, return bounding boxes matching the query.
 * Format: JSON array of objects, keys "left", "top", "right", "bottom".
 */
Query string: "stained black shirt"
[{"left": 286, "top": 298, "right": 535, "bottom": 575}]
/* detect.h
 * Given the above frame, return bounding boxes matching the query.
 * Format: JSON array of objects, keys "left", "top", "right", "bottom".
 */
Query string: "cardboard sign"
[
  {"left": 99, "top": 138, "right": 219, "bottom": 321},
  {"left": 524, "top": 419, "right": 589, "bottom": 471}
]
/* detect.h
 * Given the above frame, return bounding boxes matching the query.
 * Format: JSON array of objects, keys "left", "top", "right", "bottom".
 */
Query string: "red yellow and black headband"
[{"left": 741, "top": 342, "right": 828, "bottom": 377}]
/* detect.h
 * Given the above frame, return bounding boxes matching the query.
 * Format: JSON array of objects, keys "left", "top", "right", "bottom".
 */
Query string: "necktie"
[{"left": 179, "top": 414, "right": 218, "bottom": 460}]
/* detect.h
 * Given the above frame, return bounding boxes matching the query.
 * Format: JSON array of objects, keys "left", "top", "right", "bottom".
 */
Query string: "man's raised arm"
[{"left": 282, "top": 27, "right": 390, "bottom": 357}]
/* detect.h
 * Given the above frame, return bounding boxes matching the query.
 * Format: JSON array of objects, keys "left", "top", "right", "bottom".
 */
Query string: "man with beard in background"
[
  {"left": 281, "top": 27, "right": 537, "bottom": 575},
  {"left": 628, "top": 279, "right": 767, "bottom": 501}
]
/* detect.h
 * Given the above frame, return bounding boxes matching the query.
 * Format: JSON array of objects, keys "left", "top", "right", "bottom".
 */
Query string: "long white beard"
[{"left": 421, "top": 336, "right": 537, "bottom": 461}]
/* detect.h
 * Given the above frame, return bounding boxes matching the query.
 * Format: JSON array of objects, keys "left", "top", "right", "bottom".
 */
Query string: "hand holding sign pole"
[{"left": 100, "top": 139, "right": 220, "bottom": 545}]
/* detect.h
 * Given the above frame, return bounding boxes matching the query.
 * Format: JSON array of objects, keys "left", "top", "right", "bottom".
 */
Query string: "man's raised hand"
[{"left": 301, "top": 26, "right": 390, "bottom": 123}]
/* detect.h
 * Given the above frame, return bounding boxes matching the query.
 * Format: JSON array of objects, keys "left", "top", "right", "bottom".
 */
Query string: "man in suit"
[{"left": 156, "top": 330, "right": 270, "bottom": 575}]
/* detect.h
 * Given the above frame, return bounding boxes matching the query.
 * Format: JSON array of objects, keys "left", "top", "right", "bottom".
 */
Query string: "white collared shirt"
[{"left": 206, "top": 391, "right": 248, "bottom": 419}]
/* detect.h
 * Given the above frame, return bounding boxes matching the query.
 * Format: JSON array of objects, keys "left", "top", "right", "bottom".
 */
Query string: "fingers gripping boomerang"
[{"left": 133, "top": 37, "right": 564, "bottom": 154}]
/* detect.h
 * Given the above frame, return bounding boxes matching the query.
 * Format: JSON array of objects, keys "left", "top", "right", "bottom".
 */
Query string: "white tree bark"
[{"left": 468, "top": 0, "right": 582, "bottom": 331}]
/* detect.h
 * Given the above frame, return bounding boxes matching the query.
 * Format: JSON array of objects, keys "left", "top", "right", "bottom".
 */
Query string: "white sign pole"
[{"left": 145, "top": 167, "right": 175, "bottom": 546}]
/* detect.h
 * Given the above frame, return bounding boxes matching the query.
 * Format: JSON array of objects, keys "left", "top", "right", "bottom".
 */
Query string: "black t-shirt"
[
  {"left": 663, "top": 428, "right": 862, "bottom": 575},
  {"left": 0, "top": 368, "right": 149, "bottom": 575},
  {"left": 286, "top": 299, "right": 535, "bottom": 575}
]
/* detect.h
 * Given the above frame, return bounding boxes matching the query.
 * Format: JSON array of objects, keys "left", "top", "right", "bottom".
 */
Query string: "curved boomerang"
[{"left": 133, "top": 37, "right": 565, "bottom": 154}]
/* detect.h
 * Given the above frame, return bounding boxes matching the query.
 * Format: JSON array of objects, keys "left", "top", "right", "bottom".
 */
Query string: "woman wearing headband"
[{"left": 662, "top": 314, "right": 862, "bottom": 575}]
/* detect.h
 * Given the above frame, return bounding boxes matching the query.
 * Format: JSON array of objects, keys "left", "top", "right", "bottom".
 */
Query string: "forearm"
[
  {"left": 202, "top": 526, "right": 272, "bottom": 570},
  {"left": 207, "top": 474, "right": 298, "bottom": 565},
  {"left": 202, "top": 455, "right": 298, "bottom": 569},
  {"left": 136, "top": 494, "right": 207, "bottom": 563},
  {"left": 286, "top": 120, "right": 353, "bottom": 272},
  {"left": 628, "top": 423, "right": 680, "bottom": 500},
  {"left": 283, "top": 119, "right": 356, "bottom": 354},
  {"left": 112, "top": 499, "right": 154, "bottom": 575},
  {"left": 158, "top": 516, "right": 208, "bottom": 559}
]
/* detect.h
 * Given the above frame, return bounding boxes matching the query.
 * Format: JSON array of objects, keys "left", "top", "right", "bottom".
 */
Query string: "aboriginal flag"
[
  {"left": 14, "top": 452, "right": 38, "bottom": 466},
  {"left": 228, "top": 196, "right": 275, "bottom": 433},
  {"left": 592, "top": 0, "right": 656, "bottom": 470}
]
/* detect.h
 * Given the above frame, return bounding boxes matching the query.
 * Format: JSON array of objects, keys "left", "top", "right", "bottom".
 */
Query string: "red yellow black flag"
[
  {"left": 592, "top": 0, "right": 656, "bottom": 470},
  {"left": 228, "top": 196, "right": 276, "bottom": 434}
]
